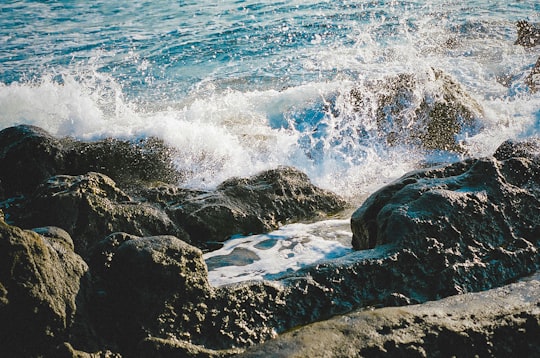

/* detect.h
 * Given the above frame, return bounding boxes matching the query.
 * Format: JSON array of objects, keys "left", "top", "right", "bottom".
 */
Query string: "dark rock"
[
  {"left": 349, "top": 68, "right": 483, "bottom": 152},
  {"left": 493, "top": 137, "right": 540, "bottom": 160},
  {"left": 0, "top": 218, "right": 89, "bottom": 357},
  {"left": 64, "top": 136, "right": 180, "bottom": 189},
  {"left": 167, "top": 166, "right": 346, "bottom": 247},
  {"left": 239, "top": 272, "right": 540, "bottom": 358},
  {"left": 136, "top": 337, "right": 241, "bottom": 358},
  {"left": 351, "top": 146, "right": 540, "bottom": 252},
  {"left": 515, "top": 20, "right": 540, "bottom": 48},
  {"left": 0, "top": 125, "right": 179, "bottom": 198},
  {"left": 0, "top": 125, "right": 65, "bottom": 198},
  {"left": 525, "top": 56, "right": 540, "bottom": 92},
  {"left": 97, "top": 235, "right": 213, "bottom": 355},
  {"left": 14, "top": 172, "right": 188, "bottom": 259}
]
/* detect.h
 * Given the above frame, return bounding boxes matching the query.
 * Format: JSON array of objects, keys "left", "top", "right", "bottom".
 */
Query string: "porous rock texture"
[
  {"left": 350, "top": 138, "right": 540, "bottom": 291},
  {"left": 514, "top": 21, "right": 540, "bottom": 92},
  {"left": 515, "top": 20, "right": 540, "bottom": 48},
  {"left": 239, "top": 272, "right": 540, "bottom": 358},
  {"left": 1, "top": 123, "right": 540, "bottom": 357},
  {"left": 14, "top": 172, "right": 189, "bottom": 259},
  {"left": 166, "top": 166, "right": 347, "bottom": 246},
  {"left": 0, "top": 216, "right": 90, "bottom": 357}
]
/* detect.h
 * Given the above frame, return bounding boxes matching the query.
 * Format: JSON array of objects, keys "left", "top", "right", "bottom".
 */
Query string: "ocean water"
[{"left": 1, "top": 1, "right": 539, "bottom": 285}]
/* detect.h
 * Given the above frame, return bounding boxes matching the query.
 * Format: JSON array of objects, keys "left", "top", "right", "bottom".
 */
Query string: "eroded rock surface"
[
  {"left": 14, "top": 172, "right": 188, "bottom": 259},
  {"left": 0, "top": 124, "right": 179, "bottom": 199},
  {"left": 0, "top": 217, "right": 90, "bottom": 357},
  {"left": 240, "top": 272, "right": 540, "bottom": 358}
]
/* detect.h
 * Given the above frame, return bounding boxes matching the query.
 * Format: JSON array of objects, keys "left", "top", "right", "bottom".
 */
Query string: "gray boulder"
[
  {"left": 349, "top": 68, "right": 483, "bottom": 152},
  {"left": 0, "top": 218, "right": 89, "bottom": 357}
]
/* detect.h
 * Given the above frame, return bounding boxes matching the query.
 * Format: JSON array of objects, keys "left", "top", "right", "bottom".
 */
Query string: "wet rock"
[
  {"left": 349, "top": 68, "right": 483, "bottom": 152},
  {"left": 240, "top": 272, "right": 540, "bottom": 358},
  {"left": 0, "top": 218, "right": 89, "bottom": 357},
  {"left": 14, "top": 172, "right": 188, "bottom": 259},
  {"left": 347, "top": 139, "right": 540, "bottom": 296},
  {"left": 351, "top": 144, "right": 540, "bottom": 254},
  {"left": 167, "top": 166, "right": 346, "bottom": 247},
  {"left": 0, "top": 124, "right": 179, "bottom": 198},
  {"left": 515, "top": 20, "right": 540, "bottom": 48},
  {"left": 525, "top": 56, "right": 540, "bottom": 92}
]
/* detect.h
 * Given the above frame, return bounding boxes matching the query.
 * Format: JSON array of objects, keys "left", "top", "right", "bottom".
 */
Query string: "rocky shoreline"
[
  {"left": 0, "top": 123, "right": 539, "bottom": 357},
  {"left": 1, "top": 21, "right": 539, "bottom": 358}
]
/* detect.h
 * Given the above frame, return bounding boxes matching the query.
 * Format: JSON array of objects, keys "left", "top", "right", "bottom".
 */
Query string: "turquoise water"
[{"left": 2, "top": 1, "right": 540, "bottom": 284}]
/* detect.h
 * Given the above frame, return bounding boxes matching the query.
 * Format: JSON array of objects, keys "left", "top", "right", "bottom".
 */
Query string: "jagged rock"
[
  {"left": 515, "top": 20, "right": 540, "bottom": 47},
  {"left": 0, "top": 218, "right": 89, "bottom": 357},
  {"left": 94, "top": 235, "right": 213, "bottom": 356},
  {"left": 14, "top": 172, "right": 188, "bottom": 259},
  {"left": 349, "top": 68, "right": 483, "bottom": 152},
  {"left": 239, "top": 272, "right": 540, "bottom": 357},
  {"left": 351, "top": 140, "right": 540, "bottom": 253},
  {"left": 0, "top": 124, "right": 179, "bottom": 198},
  {"left": 167, "top": 166, "right": 346, "bottom": 247},
  {"left": 526, "top": 56, "right": 540, "bottom": 92}
]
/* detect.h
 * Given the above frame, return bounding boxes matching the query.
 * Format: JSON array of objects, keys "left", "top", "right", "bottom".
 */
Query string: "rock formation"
[
  {"left": 0, "top": 217, "right": 90, "bottom": 357},
  {"left": 0, "top": 124, "right": 539, "bottom": 356},
  {"left": 240, "top": 272, "right": 540, "bottom": 357},
  {"left": 348, "top": 68, "right": 483, "bottom": 152},
  {"left": 0, "top": 124, "right": 179, "bottom": 199},
  {"left": 515, "top": 20, "right": 540, "bottom": 48}
]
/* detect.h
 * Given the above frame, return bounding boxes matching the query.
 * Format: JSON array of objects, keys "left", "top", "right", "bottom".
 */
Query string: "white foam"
[{"left": 203, "top": 219, "right": 353, "bottom": 287}]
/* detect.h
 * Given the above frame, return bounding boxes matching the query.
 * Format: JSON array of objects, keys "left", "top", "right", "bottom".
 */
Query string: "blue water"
[{"left": 1, "top": 1, "right": 540, "bottom": 284}]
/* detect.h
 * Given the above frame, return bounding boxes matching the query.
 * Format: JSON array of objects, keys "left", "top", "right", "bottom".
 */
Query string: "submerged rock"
[
  {"left": 515, "top": 20, "right": 540, "bottom": 48},
  {"left": 0, "top": 218, "right": 90, "bottom": 357},
  {"left": 349, "top": 68, "right": 483, "bottom": 152},
  {"left": 240, "top": 272, "right": 540, "bottom": 357}
]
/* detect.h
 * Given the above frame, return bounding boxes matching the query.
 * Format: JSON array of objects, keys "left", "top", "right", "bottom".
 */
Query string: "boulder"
[
  {"left": 0, "top": 125, "right": 179, "bottom": 198},
  {"left": 0, "top": 218, "right": 89, "bottom": 357},
  {"left": 94, "top": 235, "right": 213, "bottom": 356},
  {"left": 515, "top": 20, "right": 540, "bottom": 47},
  {"left": 239, "top": 272, "right": 540, "bottom": 357},
  {"left": 167, "top": 166, "right": 347, "bottom": 247},
  {"left": 349, "top": 68, "right": 483, "bottom": 152},
  {"left": 0, "top": 125, "right": 65, "bottom": 198},
  {"left": 14, "top": 172, "right": 188, "bottom": 259}
]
